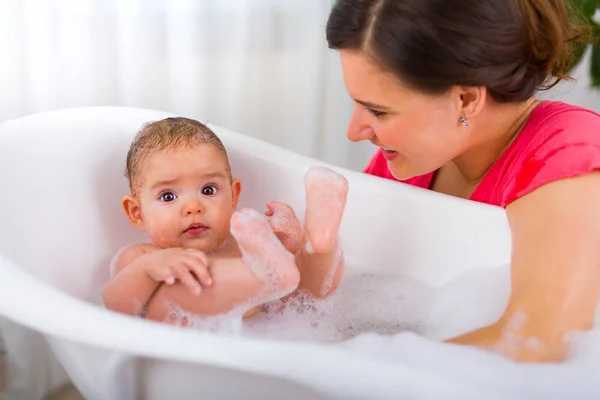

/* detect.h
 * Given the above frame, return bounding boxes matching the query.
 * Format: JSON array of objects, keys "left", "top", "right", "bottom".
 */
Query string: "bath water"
[
  {"left": 174, "top": 263, "right": 600, "bottom": 398},
  {"left": 175, "top": 262, "right": 511, "bottom": 343}
]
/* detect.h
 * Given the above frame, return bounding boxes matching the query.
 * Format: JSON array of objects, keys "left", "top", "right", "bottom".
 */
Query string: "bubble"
[
  {"left": 319, "top": 247, "right": 342, "bottom": 297},
  {"left": 111, "top": 261, "right": 600, "bottom": 397},
  {"left": 230, "top": 208, "right": 298, "bottom": 300},
  {"left": 108, "top": 245, "right": 130, "bottom": 278},
  {"left": 238, "top": 267, "right": 437, "bottom": 343},
  {"left": 304, "top": 240, "right": 314, "bottom": 254},
  {"left": 164, "top": 298, "right": 244, "bottom": 335},
  {"left": 305, "top": 166, "right": 347, "bottom": 187},
  {"left": 268, "top": 205, "right": 301, "bottom": 247}
]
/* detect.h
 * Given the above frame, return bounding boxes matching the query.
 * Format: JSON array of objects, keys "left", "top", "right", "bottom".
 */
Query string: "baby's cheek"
[
  {"left": 214, "top": 208, "right": 234, "bottom": 238},
  {"left": 145, "top": 212, "right": 179, "bottom": 247}
]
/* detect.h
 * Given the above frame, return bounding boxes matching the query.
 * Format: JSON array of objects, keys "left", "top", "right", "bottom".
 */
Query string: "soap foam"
[
  {"left": 267, "top": 204, "right": 302, "bottom": 248},
  {"left": 303, "top": 166, "right": 348, "bottom": 253},
  {"left": 163, "top": 298, "right": 245, "bottom": 334},
  {"left": 319, "top": 247, "right": 342, "bottom": 297},
  {"left": 242, "top": 267, "right": 440, "bottom": 342},
  {"left": 108, "top": 245, "right": 130, "bottom": 278},
  {"left": 331, "top": 264, "right": 600, "bottom": 398},
  {"left": 133, "top": 262, "right": 600, "bottom": 397},
  {"left": 304, "top": 165, "right": 347, "bottom": 186},
  {"left": 304, "top": 240, "right": 314, "bottom": 254},
  {"left": 175, "top": 263, "right": 509, "bottom": 344},
  {"left": 230, "top": 208, "right": 299, "bottom": 302},
  {"left": 340, "top": 326, "right": 600, "bottom": 398}
]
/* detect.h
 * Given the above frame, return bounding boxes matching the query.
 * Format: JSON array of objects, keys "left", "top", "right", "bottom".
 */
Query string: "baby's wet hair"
[{"left": 126, "top": 117, "right": 231, "bottom": 195}]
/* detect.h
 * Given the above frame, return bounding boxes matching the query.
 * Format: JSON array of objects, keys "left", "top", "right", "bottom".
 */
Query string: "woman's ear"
[
  {"left": 458, "top": 86, "right": 487, "bottom": 121},
  {"left": 122, "top": 195, "right": 145, "bottom": 231}
]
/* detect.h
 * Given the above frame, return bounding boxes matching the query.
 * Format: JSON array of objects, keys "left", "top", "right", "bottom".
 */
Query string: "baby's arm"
[
  {"left": 102, "top": 244, "right": 211, "bottom": 316},
  {"left": 102, "top": 244, "right": 163, "bottom": 316},
  {"left": 144, "top": 208, "right": 300, "bottom": 321}
]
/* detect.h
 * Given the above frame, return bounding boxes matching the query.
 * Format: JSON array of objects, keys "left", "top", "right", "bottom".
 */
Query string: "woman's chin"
[{"left": 388, "top": 158, "right": 419, "bottom": 181}]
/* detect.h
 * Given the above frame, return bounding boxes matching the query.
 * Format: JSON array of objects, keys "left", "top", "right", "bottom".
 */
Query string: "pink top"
[{"left": 364, "top": 101, "right": 600, "bottom": 208}]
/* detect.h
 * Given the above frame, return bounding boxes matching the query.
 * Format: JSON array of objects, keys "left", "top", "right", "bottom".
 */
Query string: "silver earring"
[{"left": 460, "top": 116, "right": 469, "bottom": 127}]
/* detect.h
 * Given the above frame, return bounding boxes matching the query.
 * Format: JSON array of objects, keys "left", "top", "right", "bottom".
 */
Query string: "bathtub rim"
[{"left": 0, "top": 254, "right": 509, "bottom": 400}]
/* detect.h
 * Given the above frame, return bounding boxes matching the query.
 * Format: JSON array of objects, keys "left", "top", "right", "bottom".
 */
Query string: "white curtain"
[
  {"left": 0, "top": 0, "right": 598, "bottom": 172},
  {"left": 0, "top": 0, "right": 376, "bottom": 171}
]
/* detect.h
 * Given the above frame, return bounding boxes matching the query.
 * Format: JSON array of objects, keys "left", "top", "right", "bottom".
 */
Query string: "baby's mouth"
[{"left": 184, "top": 223, "right": 209, "bottom": 235}]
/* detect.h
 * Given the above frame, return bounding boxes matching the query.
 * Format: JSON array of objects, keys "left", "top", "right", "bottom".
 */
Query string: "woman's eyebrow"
[{"left": 355, "top": 99, "right": 390, "bottom": 110}]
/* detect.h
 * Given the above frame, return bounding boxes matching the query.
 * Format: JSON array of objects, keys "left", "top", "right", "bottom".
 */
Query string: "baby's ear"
[
  {"left": 122, "top": 195, "right": 145, "bottom": 231},
  {"left": 230, "top": 178, "right": 242, "bottom": 209}
]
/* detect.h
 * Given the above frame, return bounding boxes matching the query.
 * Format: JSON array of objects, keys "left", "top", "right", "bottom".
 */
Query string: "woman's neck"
[{"left": 453, "top": 97, "right": 541, "bottom": 184}]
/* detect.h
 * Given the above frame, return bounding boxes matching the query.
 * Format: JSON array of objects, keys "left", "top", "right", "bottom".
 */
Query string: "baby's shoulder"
[
  {"left": 122, "top": 242, "right": 159, "bottom": 258},
  {"left": 109, "top": 243, "right": 159, "bottom": 277}
]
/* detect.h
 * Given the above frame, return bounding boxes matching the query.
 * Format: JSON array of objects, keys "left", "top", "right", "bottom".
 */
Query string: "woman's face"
[{"left": 339, "top": 49, "right": 468, "bottom": 180}]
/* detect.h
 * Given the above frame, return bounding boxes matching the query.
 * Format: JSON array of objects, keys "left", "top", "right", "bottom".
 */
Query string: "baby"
[{"left": 102, "top": 117, "right": 348, "bottom": 324}]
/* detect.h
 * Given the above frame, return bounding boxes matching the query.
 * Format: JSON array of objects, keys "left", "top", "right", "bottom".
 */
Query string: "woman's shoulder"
[
  {"left": 530, "top": 100, "right": 600, "bottom": 133},
  {"left": 497, "top": 100, "right": 600, "bottom": 206},
  {"left": 535, "top": 99, "right": 600, "bottom": 116},
  {"left": 516, "top": 100, "right": 600, "bottom": 161}
]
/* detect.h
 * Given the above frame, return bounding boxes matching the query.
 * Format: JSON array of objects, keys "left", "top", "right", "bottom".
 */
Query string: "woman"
[{"left": 326, "top": 0, "right": 600, "bottom": 362}]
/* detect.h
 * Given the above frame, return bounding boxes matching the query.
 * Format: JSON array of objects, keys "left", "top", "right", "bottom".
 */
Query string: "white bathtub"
[{"left": 0, "top": 107, "right": 514, "bottom": 399}]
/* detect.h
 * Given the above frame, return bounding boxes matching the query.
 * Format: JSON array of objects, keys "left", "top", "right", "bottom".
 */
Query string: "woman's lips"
[{"left": 381, "top": 146, "right": 398, "bottom": 161}]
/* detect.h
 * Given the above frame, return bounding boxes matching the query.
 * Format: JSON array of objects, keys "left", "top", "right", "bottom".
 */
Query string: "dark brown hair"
[
  {"left": 126, "top": 117, "right": 230, "bottom": 194},
  {"left": 326, "top": 0, "right": 591, "bottom": 102}
]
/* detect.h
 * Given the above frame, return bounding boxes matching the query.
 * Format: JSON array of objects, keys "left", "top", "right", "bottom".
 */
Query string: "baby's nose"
[{"left": 184, "top": 198, "right": 204, "bottom": 214}]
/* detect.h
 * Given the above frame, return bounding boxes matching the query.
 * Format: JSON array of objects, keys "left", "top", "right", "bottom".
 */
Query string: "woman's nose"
[{"left": 346, "top": 106, "right": 375, "bottom": 143}]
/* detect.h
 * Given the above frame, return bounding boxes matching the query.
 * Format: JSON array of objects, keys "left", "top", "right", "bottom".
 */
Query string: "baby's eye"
[
  {"left": 159, "top": 191, "right": 177, "bottom": 202},
  {"left": 202, "top": 185, "right": 218, "bottom": 196}
]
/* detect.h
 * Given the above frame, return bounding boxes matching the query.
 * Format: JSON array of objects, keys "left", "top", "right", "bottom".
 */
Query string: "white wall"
[{"left": 540, "top": 47, "right": 600, "bottom": 113}]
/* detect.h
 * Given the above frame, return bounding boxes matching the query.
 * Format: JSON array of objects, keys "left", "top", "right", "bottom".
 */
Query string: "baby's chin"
[
  {"left": 179, "top": 235, "right": 230, "bottom": 254},
  {"left": 179, "top": 240, "right": 220, "bottom": 253},
  {"left": 149, "top": 238, "right": 219, "bottom": 254}
]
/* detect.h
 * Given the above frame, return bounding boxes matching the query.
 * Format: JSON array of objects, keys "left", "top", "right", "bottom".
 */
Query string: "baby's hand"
[
  {"left": 140, "top": 248, "right": 212, "bottom": 296},
  {"left": 265, "top": 201, "right": 303, "bottom": 254}
]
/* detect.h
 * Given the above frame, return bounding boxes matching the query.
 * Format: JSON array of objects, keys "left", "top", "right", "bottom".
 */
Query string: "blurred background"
[{"left": 0, "top": 0, "right": 599, "bottom": 172}]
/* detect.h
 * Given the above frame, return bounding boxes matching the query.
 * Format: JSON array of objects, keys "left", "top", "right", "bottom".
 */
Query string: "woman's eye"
[
  {"left": 367, "top": 108, "right": 386, "bottom": 118},
  {"left": 202, "top": 185, "right": 218, "bottom": 196},
  {"left": 159, "top": 192, "right": 177, "bottom": 202}
]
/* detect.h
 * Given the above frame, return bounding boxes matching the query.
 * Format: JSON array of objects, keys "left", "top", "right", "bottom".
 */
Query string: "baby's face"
[{"left": 133, "top": 144, "right": 241, "bottom": 252}]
